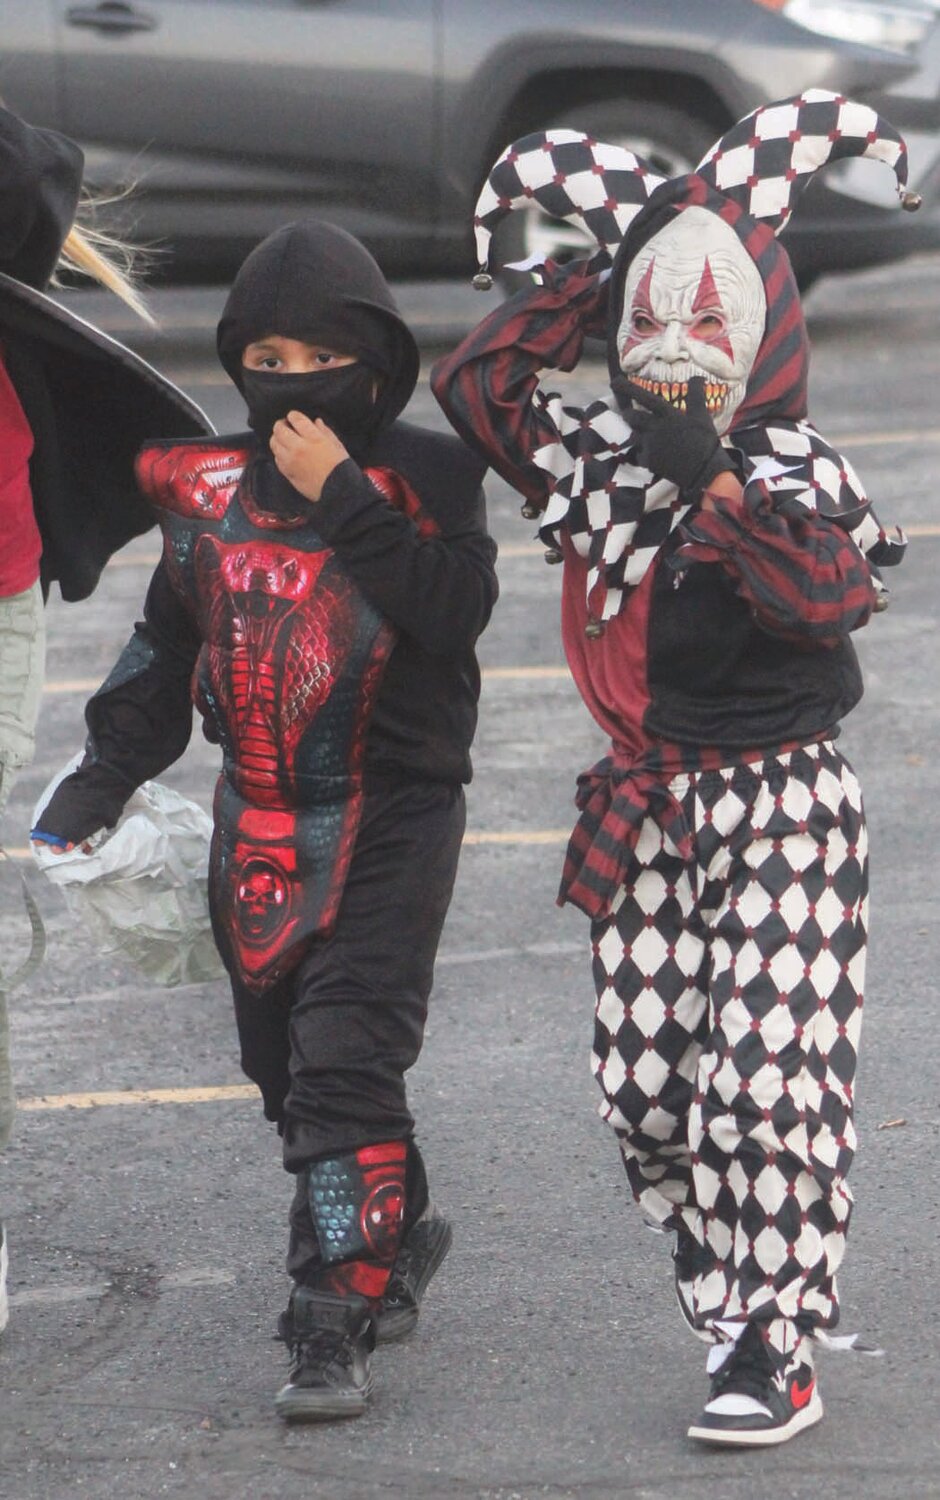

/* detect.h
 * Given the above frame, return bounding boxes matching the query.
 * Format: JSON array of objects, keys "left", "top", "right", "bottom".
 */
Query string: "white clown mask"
[{"left": 615, "top": 207, "right": 766, "bottom": 435}]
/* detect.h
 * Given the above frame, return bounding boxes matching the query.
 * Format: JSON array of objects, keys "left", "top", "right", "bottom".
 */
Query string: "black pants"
[{"left": 229, "top": 780, "right": 465, "bottom": 1176}]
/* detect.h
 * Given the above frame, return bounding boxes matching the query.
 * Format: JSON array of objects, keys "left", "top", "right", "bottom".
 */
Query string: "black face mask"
[{"left": 241, "top": 364, "right": 380, "bottom": 453}]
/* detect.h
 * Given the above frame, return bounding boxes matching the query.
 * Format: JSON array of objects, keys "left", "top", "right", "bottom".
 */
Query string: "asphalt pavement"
[{"left": 1, "top": 258, "right": 939, "bottom": 1500}]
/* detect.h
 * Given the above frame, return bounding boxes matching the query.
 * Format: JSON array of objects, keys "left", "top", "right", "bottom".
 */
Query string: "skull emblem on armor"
[{"left": 236, "top": 857, "right": 289, "bottom": 943}]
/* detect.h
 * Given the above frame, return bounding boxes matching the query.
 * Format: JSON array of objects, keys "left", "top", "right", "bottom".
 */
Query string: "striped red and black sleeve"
[
  {"left": 676, "top": 491, "right": 877, "bottom": 643},
  {"left": 430, "top": 259, "right": 609, "bottom": 508}
]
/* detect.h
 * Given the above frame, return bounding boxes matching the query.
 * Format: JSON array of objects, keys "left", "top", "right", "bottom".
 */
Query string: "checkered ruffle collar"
[{"left": 531, "top": 394, "right": 904, "bottom": 625}]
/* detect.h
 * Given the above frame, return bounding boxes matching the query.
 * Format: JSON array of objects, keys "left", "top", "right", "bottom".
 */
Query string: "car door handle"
[{"left": 66, "top": 2, "right": 157, "bottom": 33}]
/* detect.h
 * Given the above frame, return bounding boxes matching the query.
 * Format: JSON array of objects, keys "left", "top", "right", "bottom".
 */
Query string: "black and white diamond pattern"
[
  {"left": 591, "top": 741, "right": 867, "bottom": 1337},
  {"left": 473, "top": 128, "right": 666, "bottom": 272},
  {"left": 696, "top": 88, "right": 910, "bottom": 235},
  {"left": 473, "top": 91, "right": 913, "bottom": 276},
  {"left": 526, "top": 390, "right": 902, "bottom": 623}
]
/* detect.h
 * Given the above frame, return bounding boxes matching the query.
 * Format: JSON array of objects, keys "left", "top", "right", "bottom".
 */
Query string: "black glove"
[
  {"left": 613, "top": 375, "right": 736, "bottom": 497},
  {"left": 32, "top": 759, "right": 132, "bottom": 846}
]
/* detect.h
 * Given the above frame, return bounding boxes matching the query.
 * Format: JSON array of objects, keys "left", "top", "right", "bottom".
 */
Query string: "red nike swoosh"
[{"left": 791, "top": 1376, "right": 816, "bottom": 1410}]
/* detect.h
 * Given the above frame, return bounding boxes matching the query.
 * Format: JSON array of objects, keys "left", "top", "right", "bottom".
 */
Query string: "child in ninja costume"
[
  {"left": 0, "top": 104, "right": 210, "bottom": 1335},
  {"left": 33, "top": 218, "right": 498, "bottom": 1420},
  {"left": 432, "top": 90, "right": 913, "bottom": 1447}
]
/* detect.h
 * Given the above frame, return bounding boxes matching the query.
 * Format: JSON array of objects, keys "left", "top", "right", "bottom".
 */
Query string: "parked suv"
[{"left": 3, "top": 0, "right": 940, "bottom": 285}]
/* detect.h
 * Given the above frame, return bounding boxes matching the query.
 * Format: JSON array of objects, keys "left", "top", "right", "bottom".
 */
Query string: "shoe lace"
[
  {"left": 381, "top": 1267, "right": 411, "bottom": 1308},
  {"left": 382, "top": 1233, "right": 423, "bottom": 1307},
  {"left": 709, "top": 1330, "right": 775, "bottom": 1402},
  {"left": 291, "top": 1325, "right": 349, "bottom": 1372}
]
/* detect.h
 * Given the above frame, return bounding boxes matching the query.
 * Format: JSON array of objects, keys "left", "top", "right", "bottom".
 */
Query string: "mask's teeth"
[{"left": 681, "top": 381, "right": 688, "bottom": 396}]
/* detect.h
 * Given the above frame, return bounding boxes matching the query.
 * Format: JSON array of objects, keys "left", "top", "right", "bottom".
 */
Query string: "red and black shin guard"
[{"left": 306, "top": 1141, "right": 407, "bottom": 1304}]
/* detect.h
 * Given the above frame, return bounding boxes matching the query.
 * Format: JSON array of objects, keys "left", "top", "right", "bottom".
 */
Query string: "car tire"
[{"left": 494, "top": 98, "right": 719, "bottom": 289}]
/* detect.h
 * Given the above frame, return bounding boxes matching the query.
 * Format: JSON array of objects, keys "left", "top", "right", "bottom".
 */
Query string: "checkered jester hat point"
[
  {"left": 471, "top": 89, "right": 920, "bottom": 286},
  {"left": 471, "top": 128, "right": 667, "bottom": 288}
]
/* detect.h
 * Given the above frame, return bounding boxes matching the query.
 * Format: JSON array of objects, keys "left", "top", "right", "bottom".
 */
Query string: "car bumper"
[{"left": 782, "top": 175, "right": 940, "bottom": 278}]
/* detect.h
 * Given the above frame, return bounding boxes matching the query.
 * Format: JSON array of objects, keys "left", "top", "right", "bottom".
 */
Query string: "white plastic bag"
[{"left": 32, "top": 756, "right": 227, "bottom": 987}]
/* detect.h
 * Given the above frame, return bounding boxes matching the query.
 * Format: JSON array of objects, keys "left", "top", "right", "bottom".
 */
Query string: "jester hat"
[
  {"left": 468, "top": 90, "right": 914, "bottom": 623},
  {"left": 472, "top": 88, "right": 919, "bottom": 280}
]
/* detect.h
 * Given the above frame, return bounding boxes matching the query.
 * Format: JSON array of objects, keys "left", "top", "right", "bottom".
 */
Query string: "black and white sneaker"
[
  {"left": 0, "top": 1223, "right": 8, "bottom": 1335},
  {"left": 688, "top": 1322, "right": 823, "bottom": 1447},
  {"left": 672, "top": 1226, "right": 713, "bottom": 1340},
  {"left": 375, "top": 1209, "right": 452, "bottom": 1344},
  {"left": 274, "top": 1288, "right": 375, "bottom": 1423}
]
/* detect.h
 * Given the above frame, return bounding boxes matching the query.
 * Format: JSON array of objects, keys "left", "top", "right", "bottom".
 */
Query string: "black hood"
[
  {"left": 216, "top": 219, "right": 419, "bottom": 430},
  {"left": 0, "top": 106, "right": 84, "bottom": 290}
]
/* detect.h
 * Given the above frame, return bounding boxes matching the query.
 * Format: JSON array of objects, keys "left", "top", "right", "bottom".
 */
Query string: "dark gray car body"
[{"left": 3, "top": 0, "right": 940, "bottom": 282}]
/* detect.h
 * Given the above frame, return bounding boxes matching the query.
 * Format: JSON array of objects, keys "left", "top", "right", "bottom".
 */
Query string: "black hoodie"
[{"left": 213, "top": 218, "right": 497, "bottom": 784}]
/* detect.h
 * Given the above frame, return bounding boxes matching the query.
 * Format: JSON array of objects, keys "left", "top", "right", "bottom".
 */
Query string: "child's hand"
[
  {"left": 269, "top": 411, "right": 350, "bottom": 502},
  {"left": 30, "top": 830, "right": 95, "bottom": 855}
]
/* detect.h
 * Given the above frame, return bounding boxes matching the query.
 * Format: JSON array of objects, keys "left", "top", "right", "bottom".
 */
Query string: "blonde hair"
[
  {"left": 0, "top": 100, "right": 154, "bottom": 323},
  {"left": 56, "top": 206, "right": 155, "bottom": 326}
]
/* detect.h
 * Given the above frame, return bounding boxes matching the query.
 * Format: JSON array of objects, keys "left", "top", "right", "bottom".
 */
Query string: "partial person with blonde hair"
[
  {"left": 0, "top": 105, "right": 150, "bottom": 815},
  {"left": 0, "top": 103, "right": 210, "bottom": 1332}
]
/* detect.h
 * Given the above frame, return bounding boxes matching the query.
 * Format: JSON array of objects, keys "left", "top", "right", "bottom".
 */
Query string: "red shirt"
[{"left": 0, "top": 348, "right": 41, "bottom": 596}]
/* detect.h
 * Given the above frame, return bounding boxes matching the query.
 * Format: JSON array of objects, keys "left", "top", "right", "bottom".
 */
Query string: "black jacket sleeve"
[
  {"left": 33, "top": 561, "right": 200, "bottom": 842},
  {"left": 313, "top": 449, "right": 498, "bottom": 656},
  {"left": 430, "top": 257, "right": 609, "bottom": 510}
]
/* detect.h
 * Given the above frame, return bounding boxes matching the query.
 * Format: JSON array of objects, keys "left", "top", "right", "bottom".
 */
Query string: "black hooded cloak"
[{"left": 0, "top": 107, "right": 213, "bottom": 601}]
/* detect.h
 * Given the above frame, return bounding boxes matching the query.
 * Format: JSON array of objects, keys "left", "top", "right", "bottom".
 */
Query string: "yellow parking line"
[
  {"left": 832, "top": 429, "right": 940, "bottom": 448},
  {"left": 108, "top": 552, "right": 160, "bottom": 567},
  {"left": 3, "top": 827, "right": 570, "bottom": 862},
  {"left": 43, "top": 663, "right": 571, "bottom": 696},
  {"left": 43, "top": 678, "right": 100, "bottom": 694},
  {"left": 19, "top": 1084, "right": 257, "bottom": 1112},
  {"left": 463, "top": 829, "right": 567, "bottom": 845},
  {"left": 105, "top": 542, "right": 545, "bottom": 569},
  {"left": 96, "top": 521, "right": 940, "bottom": 581},
  {"left": 482, "top": 665, "right": 568, "bottom": 679}
]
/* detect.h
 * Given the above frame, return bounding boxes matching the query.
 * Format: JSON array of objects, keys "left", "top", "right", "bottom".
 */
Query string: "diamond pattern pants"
[{"left": 591, "top": 742, "right": 867, "bottom": 1348}]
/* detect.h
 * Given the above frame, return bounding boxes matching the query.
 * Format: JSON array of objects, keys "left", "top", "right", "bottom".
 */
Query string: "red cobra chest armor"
[{"left": 135, "top": 440, "right": 424, "bottom": 994}]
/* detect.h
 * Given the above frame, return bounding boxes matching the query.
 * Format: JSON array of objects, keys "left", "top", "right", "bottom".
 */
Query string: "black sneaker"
[
  {"left": 374, "top": 1210, "right": 452, "bottom": 1344},
  {"left": 672, "top": 1226, "right": 713, "bottom": 1338},
  {"left": 688, "top": 1322, "right": 823, "bottom": 1448},
  {"left": 274, "top": 1287, "right": 375, "bottom": 1423}
]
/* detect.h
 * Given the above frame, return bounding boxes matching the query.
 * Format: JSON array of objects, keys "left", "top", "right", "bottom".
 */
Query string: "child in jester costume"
[{"left": 432, "top": 91, "right": 913, "bottom": 1447}]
